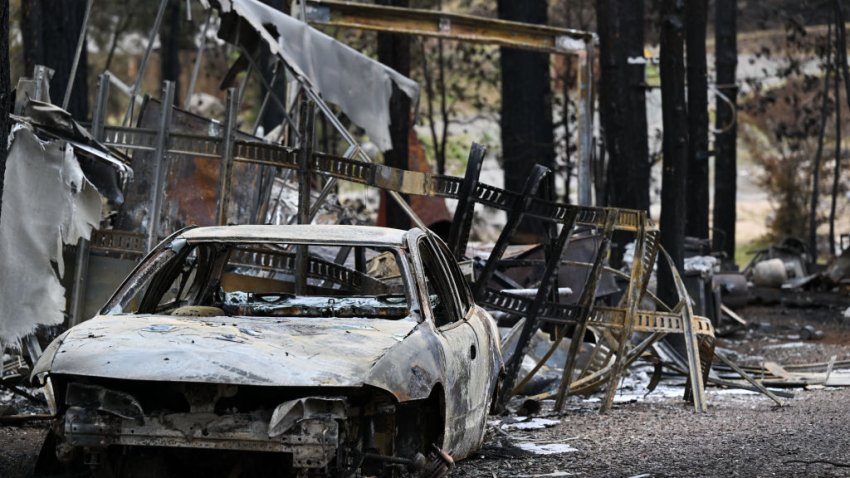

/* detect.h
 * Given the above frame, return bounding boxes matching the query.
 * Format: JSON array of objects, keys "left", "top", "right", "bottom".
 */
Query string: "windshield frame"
[{"left": 101, "top": 236, "right": 424, "bottom": 322}]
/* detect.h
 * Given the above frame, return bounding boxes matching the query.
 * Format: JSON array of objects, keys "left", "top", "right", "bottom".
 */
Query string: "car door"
[
  {"left": 429, "top": 237, "right": 499, "bottom": 447},
  {"left": 411, "top": 235, "right": 480, "bottom": 454}
]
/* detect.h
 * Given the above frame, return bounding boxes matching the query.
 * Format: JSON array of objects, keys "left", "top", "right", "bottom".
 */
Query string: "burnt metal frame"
[
  {"left": 301, "top": 0, "right": 597, "bottom": 206},
  {"left": 68, "top": 73, "right": 112, "bottom": 327},
  {"left": 51, "top": 2, "right": 715, "bottom": 412},
  {"left": 461, "top": 178, "right": 710, "bottom": 412},
  {"left": 446, "top": 143, "right": 485, "bottom": 259},
  {"left": 87, "top": 86, "right": 714, "bottom": 411}
]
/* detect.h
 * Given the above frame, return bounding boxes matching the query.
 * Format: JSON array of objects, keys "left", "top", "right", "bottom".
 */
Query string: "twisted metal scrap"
[{"left": 95, "top": 79, "right": 714, "bottom": 411}]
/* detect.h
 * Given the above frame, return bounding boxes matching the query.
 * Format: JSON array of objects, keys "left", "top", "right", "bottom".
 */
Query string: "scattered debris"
[
  {"left": 0, "top": 115, "right": 126, "bottom": 344},
  {"left": 4, "top": 1, "right": 850, "bottom": 477},
  {"left": 499, "top": 418, "right": 561, "bottom": 431},
  {"left": 514, "top": 443, "right": 578, "bottom": 456}
]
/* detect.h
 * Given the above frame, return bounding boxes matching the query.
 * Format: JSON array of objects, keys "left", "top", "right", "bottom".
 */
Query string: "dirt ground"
[
  {"left": 2, "top": 304, "right": 850, "bottom": 478},
  {"left": 455, "top": 304, "right": 850, "bottom": 478},
  {"left": 456, "top": 388, "right": 850, "bottom": 478}
]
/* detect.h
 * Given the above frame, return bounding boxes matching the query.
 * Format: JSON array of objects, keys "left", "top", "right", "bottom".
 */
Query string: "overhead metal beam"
[
  {"left": 300, "top": 0, "right": 597, "bottom": 206},
  {"left": 301, "top": 0, "right": 592, "bottom": 54}
]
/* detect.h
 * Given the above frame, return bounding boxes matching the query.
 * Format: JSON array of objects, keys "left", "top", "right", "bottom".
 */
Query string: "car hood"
[{"left": 41, "top": 314, "right": 417, "bottom": 388}]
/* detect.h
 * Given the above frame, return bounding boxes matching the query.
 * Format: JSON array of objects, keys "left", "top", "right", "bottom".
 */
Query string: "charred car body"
[{"left": 32, "top": 225, "right": 502, "bottom": 477}]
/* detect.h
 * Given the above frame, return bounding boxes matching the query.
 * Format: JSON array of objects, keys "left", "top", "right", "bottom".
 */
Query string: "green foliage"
[{"left": 738, "top": 17, "right": 847, "bottom": 243}]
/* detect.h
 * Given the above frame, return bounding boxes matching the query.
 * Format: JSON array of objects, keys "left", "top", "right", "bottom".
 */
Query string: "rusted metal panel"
[{"left": 114, "top": 98, "right": 266, "bottom": 240}]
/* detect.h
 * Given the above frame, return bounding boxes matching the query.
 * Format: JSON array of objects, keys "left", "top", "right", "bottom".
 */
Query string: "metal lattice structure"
[{"left": 48, "top": 0, "right": 719, "bottom": 411}]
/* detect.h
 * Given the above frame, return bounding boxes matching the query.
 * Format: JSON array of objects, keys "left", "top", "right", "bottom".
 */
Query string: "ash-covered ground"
[
  {"left": 3, "top": 304, "right": 850, "bottom": 478},
  {"left": 457, "top": 387, "right": 850, "bottom": 478}
]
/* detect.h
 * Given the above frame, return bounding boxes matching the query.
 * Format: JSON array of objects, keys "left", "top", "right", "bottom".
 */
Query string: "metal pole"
[
  {"left": 184, "top": 10, "right": 213, "bottom": 110},
  {"left": 576, "top": 40, "right": 594, "bottom": 206},
  {"left": 554, "top": 211, "right": 616, "bottom": 411},
  {"left": 68, "top": 73, "right": 110, "bottom": 327},
  {"left": 237, "top": 62, "right": 254, "bottom": 108},
  {"left": 301, "top": 85, "right": 427, "bottom": 229},
  {"left": 217, "top": 88, "right": 240, "bottom": 225},
  {"left": 664, "top": 247, "right": 708, "bottom": 413},
  {"left": 496, "top": 210, "right": 578, "bottom": 410},
  {"left": 294, "top": 93, "right": 315, "bottom": 295},
  {"left": 32, "top": 65, "right": 50, "bottom": 104},
  {"left": 91, "top": 73, "right": 111, "bottom": 139},
  {"left": 239, "top": 49, "right": 300, "bottom": 136},
  {"left": 146, "top": 81, "right": 176, "bottom": 252},
  {"left": 123, "top": 0, "right": 169, "bottom": 126},
  {"left": 262, "top": 54, "right": 425, "bottom": 228},
  {"left": 62, "top": 0, "right": 94, "bottom": 112},
  {"left": 599, "top": 212, "right": 646, "bottom": 413},
  {"left": 252, "top": 63, "right": 283, "bottom": 135}
]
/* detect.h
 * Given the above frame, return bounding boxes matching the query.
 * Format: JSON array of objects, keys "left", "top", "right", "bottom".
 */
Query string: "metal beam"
[
  {"left": 146, "top": 81, "right": 176, "bottom": 252},
  {"left": 302, "top": 0, "right": 592, "bottom": 54},
  {"left": 300, "top": 0, "right": 597, "bottom": 206},
  {"left": 576, "top": 43, "right": 594, "bottom": 205},
  {"left": 62, "top": 0, "right": 94, "bottom": 111},
  {"left": 185, "top": 10, "right": 213, "bottom": 110},
  {"left": 69, "top": 73, "right": 111, "bottom": 328},
  {"left": 217, "top": 88, "right": 240, "bottom": 225},
  {"left": 123, "top": 0, "right": 169, "bottom": 126}
]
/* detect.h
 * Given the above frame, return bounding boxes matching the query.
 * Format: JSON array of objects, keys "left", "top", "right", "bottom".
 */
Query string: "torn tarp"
[
  {"left": 208, "top": 0, "right": 419, "bottom": 151},
  {"left": 0, "top": 125, "right": 103, "bottom": 344},
  {"left": 18, "top": 100, "right": 133, "bottom": 205}
]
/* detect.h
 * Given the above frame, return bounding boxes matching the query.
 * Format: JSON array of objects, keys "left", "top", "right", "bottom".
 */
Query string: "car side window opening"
[
  {"left": 150, "top": 247, "right": 202, "bottom": 312},
  {"left": 417, "top": 238, "right": 462, "bottom": 328},
  {"left": 430, "top": 236, "right": 473, "bottom": 315}
]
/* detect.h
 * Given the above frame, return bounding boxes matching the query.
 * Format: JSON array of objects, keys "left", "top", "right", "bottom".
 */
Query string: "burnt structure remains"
[{"left": 0, "top": 1, "right": 790, "bottom": 476}]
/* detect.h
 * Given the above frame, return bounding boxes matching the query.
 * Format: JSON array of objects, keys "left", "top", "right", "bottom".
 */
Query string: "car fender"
[{"left": 365, "top": 322, "right": 446, "bottom": 403}]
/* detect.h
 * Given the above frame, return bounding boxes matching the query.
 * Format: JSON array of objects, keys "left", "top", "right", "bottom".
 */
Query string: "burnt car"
[{"left": 32, "top": 225, "right": 502, "bottom": 477}]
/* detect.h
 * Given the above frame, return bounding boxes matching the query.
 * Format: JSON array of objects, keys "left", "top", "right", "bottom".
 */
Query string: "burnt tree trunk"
[
  {"left": 658, "top": 0, "right": 688, "bottom": 306},
  {"left": 498, "top": 0, "right": 554, "bottom": 243},
  {"left": 685, "top": 0, "right": 709, "bottom": 239},
  {"left": 830, "top": 52, "right": 841, "bottom": 256},
  {"left": 599, "top": 0, "right": 650, "bottom": 212},
  {"left": 832, "top": 0, "right": 850, "bottom": 255},
  {"left": 597, "top": 0, "right": 650, "bottom": 263},
  {"left": 712, "top": 0, "right": 738, "bottom": 263},
  {"left": 809, "top": 25, "right": 832, "bottom": 261},
  {"left": 160, "top": 0, "right": 182, "bottom": 106},
  {"left": 22, "top": 0, "right": 89, "bottom": 119},
  {"left": 0, "top": 0, "right": 9, "bottom": 220},
  {"left": 377, "top": 0, "right": 411, "bottom": 230}
]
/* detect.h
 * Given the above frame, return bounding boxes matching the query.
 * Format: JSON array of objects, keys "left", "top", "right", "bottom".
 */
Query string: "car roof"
[{"left": 179, "top": 224, "right": 410, "bottom": 247}]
